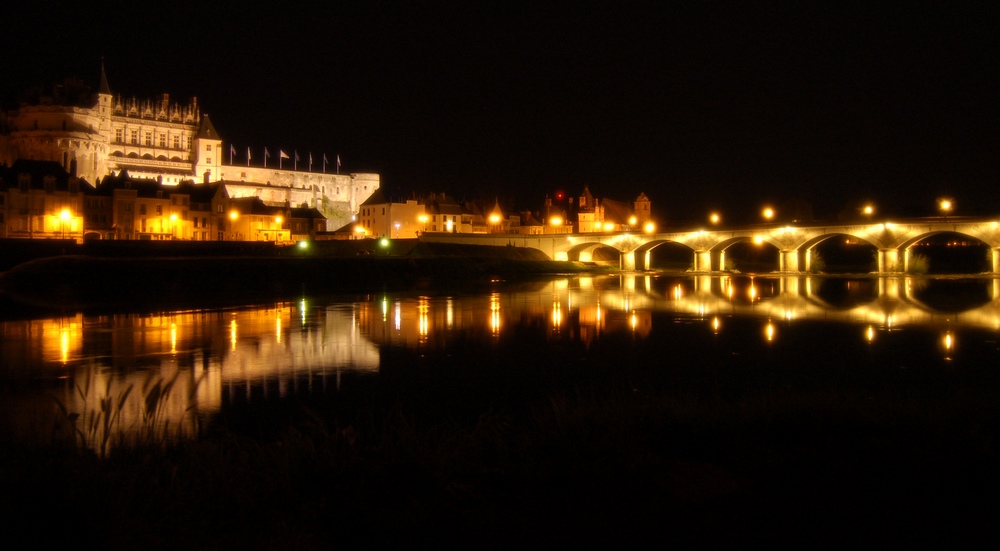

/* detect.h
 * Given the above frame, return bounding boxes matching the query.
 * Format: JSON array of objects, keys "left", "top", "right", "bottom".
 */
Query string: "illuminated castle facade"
[{"left": 0, "top": 65, "right": 378, "bottom": 230}]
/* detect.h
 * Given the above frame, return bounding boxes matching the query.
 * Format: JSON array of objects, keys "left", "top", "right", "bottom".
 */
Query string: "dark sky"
[{"left": 3, "top": 1, "right": 997, "bottom": 224}]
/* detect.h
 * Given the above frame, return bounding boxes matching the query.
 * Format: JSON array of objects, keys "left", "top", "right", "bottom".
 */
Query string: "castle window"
[
  {"left": 206, "top": 145, "right": 212, "bottom": 152},
  {"left": 145, "top": 132, "right": 152, "bottom": 146},
  {"left": 156, "top": 205, "right": 162, "bottom": 215},
  {"left": 115, "top": 129, "right": 123, "bottom": 142},
  {"left": 139, "top": 204, "right": 146, "bottom": 215},
  {"left": 158, "top": 134, "right": 166, "bottom": 147},
  {"left": 173, "top": 136, "right": 180, "bottom": 149},
  {"left": 130, "top": 130, "right": 138, "bottom": 144}
]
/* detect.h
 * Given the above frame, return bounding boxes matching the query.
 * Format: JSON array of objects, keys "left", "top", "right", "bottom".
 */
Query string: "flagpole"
[{"left": 247, "top": 147, "right": 251, "bottom": 167}]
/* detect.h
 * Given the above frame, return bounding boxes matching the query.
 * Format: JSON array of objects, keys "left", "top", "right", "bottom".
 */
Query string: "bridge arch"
[
  {"left": 634, "top": 239, "right": 694, "bottom": 271},
  {"left": 565, "top": 241, "right": 623, "bottom": 265},
  {"left": 798, "top": 233, "right": 880, "bottom": 273},
  {"left": 897, "top": 230, "right": 994, "bottom": 274}
]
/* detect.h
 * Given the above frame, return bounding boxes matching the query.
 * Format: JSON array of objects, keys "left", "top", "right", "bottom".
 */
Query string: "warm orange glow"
[
  {"left": 59, "top": 208, "right": 72, "bottom": 221},
  {"left": 629, "top": 216, "right": 638, "bottom": 226},
  {"left": 418, "top": 214, "right": 428, "bottom": 224},
  {"left": 229, "top": 210, "right": 239, "bottom": 220},
  {"left": 489, "top": 214, "right": 501, "bottom": 224},
  {"left": 863, "top": 204, "right": 874, "bottom": 216},
  {"left": 710, "top": 212, "right": 720, "bottom": 224},
  {"left": 354, "top": 225, "right": 366, "bottom": 234},
  {"left": 753, "top": 235, "right": 764, "bottom": 245},
  {"left": 939, "top": 198, "right": 953, "bottom": 214},
  {"left": 643, "top": 221, "right": 656, "bottom": 233},
  {"left": 603, "top": 222, "right": 615, "bottom": 232},
  {"left": 765, "top": 321, "right": 775, "bottom": 342},
  {"left": 275, "top": 216, "right": 283, "bottom": 225},
  {"left": 762, "top": 207, "right": 774, "bottom": 221},
  {"left": 550, "top": 216, "right": 563, "bottom": 226}
]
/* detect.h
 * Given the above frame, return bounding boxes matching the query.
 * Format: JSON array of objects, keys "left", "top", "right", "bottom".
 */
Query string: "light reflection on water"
[{"left": 3, "top": 274, "right": 1000, "bottom": 446}]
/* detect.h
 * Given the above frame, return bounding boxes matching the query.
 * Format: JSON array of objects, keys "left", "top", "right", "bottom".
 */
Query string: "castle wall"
[{"left": 218, "top": 166, "right": 379, "bottom": 230}]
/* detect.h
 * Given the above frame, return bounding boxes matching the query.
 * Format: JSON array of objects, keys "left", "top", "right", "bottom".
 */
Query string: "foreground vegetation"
[{"left": 3, "top": 322, "right": 999, "bottom": 549}]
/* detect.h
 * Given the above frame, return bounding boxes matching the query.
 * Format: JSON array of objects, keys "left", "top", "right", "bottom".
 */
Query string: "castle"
[{"left": 0, "top": 64, "right": 379, "bottom": 231}]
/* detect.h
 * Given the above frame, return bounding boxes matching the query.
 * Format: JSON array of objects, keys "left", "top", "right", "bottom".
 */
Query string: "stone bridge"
[{"left": 419, "top": 218, "right": 1000, "bottom": 273}]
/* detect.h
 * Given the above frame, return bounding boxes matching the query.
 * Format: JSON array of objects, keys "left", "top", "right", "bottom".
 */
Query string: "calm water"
[{"left": 3, "top": 274, "right": 1000, "bottom": 445}]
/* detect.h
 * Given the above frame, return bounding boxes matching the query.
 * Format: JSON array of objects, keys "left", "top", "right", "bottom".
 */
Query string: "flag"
[
  {"left": 264, "top": 147, "right": 270, "bottom": 158},
  {"left": 294, "top": 151, "right": 300, "bottom": 162},
  {"left": 247, "top": 147, "right": 251, "bottom": 160},
  {"left": 323, "top": 153, "right": 328, "bottom": 164},
  {"left": 230, "top": 144, "right": 236, "bottom": 157},
  {"left": 279, "top": 150, "right": 290, "bottom": 159},
  {"left": 336, "top": 154, "right": 341, "bottom": 170}
]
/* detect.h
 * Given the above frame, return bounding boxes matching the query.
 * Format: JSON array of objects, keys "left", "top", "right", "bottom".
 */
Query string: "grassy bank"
[{"left": 0, "top": 243, "right": 612, "bottom": 313}]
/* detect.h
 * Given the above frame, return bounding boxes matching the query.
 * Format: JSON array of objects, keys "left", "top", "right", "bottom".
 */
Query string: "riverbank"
[{"left": 0, "top": 242, "right": 614, "bottom": 313}]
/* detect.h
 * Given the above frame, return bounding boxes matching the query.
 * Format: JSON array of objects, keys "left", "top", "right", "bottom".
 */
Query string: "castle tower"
[
  {"left": 634, "top": 192, "right": 651, "bottom": 223},
  {"left": 193, "top": 114, "right": 222, "bottom": 183},
  {"left": 93, "top": 61, "right": 113, "bottom": 180}
]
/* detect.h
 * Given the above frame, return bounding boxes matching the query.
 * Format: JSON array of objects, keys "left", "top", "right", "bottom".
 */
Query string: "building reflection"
[{"left": 3, "top": 273, "right": 999, "bottom": 447}]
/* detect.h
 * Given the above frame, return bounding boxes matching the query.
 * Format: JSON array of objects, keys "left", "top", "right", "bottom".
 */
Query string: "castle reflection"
[{"left": 2, "top": 274, "right": 997, "bottom": 447}]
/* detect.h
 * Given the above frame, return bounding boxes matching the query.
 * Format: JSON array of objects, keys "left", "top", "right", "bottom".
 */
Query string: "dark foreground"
[{"left": 3, "top": 324, "right": 999, "bottom": 549}]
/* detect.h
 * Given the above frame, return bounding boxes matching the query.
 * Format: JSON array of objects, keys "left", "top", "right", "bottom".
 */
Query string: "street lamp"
[
  {"left": 59, "top": 208, "right": 71, "bottom": 239},
  {"left": 709, "top": 212, "right": 721, "bottom": 225},
  {"left": 762, "top": 207, "right": 774, "bottom": 223},
  {"left": 939, "top": 198, "right": 953, "bottom": 221}
]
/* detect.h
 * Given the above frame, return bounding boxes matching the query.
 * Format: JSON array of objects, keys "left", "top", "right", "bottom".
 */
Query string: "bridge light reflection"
[
  {"left": 418, "top": 297, "right": 429, "bottom": 339},
  {"left": 711, "top": 316, "right": 721, "bottom": 334},
  {"left": 942, "top": 331, "right": 954, "bottom": 359},
  {"left": 765, "top": 320, "right": 776, "bottom": 342},
  {"left": 866, "top": 325, "right": 875, "bottom": 343},
  {"left": 489, "top": 294, "right": 501, "bottom": 335}
]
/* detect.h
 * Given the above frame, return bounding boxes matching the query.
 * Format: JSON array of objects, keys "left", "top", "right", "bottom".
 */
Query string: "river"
[{"left": 3, "top": 273, "right": 1000, "bottom": 448}]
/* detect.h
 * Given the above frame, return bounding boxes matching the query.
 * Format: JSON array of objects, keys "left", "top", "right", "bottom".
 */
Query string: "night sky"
[{"left": 3, "top": 1, "right": 997, "bottom": 224}]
